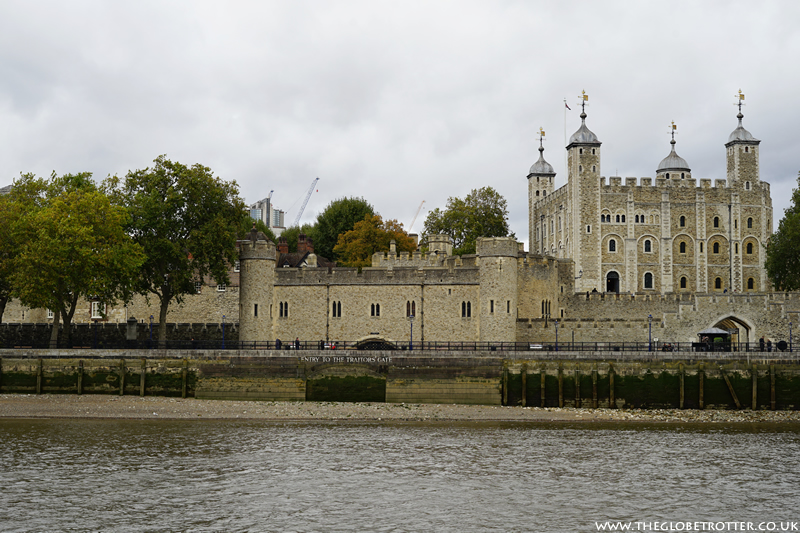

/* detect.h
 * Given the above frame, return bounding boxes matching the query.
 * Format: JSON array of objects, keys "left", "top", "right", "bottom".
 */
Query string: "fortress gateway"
[{"left": 6, "top": 100, "right": 797, "bottom": 346}]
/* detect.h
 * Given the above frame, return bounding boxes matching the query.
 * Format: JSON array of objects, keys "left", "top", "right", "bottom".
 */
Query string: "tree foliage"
[
  {"left": 422, "top": 186, "right": 514, "bottom": 255},
  {"left": 0, "top": 192, "right": 21, "bottom": 322},
  {"left": 312, "top": 197, "right": 375, "bottom": 261},
  {"left": 765, "top": 172, "right": 800, "bottom": 291},
  {"left": 333, "top": 214, "right": 417, "bottom": 268},
  {"left": 109, "top": 156, "right": 244, "bottom": 342},
  {"left": 279, "top": 223, "right": 316, "bottom": 253},
  {"left": 8, "top": 172, "right": 145, "bottom": 344}
]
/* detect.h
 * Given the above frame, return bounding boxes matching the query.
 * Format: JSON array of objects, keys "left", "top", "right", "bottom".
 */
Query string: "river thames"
[{"left": 1, "top": 419, "right": 799, "bottom": 532}]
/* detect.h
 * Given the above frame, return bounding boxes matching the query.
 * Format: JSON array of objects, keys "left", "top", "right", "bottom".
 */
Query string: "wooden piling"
[
  {"left": 140, "top": 358, "right": 146, "bottom": 397},
  {"left": 698, "top": 363, "right": 704, "bottom": 409},
  {"left": 119, "top": 359, "right": 125, "bottom": 396},
  {"left": 609, "top": 365, "right": 615, "bottom": 409},
  {"left": 502, "top": 365, "right": 508, "bottom": 406},
  {"left": 540, "top": 366, "right": 546, "bottom": 408},
  {"left": 770, "top": 364, "right": 776, "bottom": 410},
  {"left": 36, "top": 359, "right": 42, "bottom": 394},
  {"left": 679, "top": 363, "right": 685, "bottom": 409},
  {"left": 592, "top": 366, "right": 598, "bottom": 409},
  {"left": 77, "top": 360, "right": 83, "bottom": 395},
  {"left": 557, "top": 363, "right": 563, "bottom": 408},
  {"left": 0, "top": 357, "right": 3, "bottom": 393},
  {"left": 521, "top": 363, "right": 527, "bottom": 407},
  {"left": 574, "top": 368, "right": 581, "bottom": 408},
  {"left": 751, "top": 363, "right": 758, "bottom": 411},
  {"left": 182, "top": 359, "right": 189, "bottom": 399},
  {"left": 720, "top": 367, "right": 741, "bottom": 409}
]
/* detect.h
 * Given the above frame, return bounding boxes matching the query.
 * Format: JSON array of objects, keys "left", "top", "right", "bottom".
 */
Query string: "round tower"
[
  {"left": 238, "top": 226, "right": 276, "bottom": 343},
  {"left": 567, "top": 91, "right": 602, "bottom": 293}
]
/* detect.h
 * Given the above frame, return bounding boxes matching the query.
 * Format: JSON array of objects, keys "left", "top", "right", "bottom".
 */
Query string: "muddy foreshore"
[{"left": 1, "top": 394, "right": 800, "bottom": 423}]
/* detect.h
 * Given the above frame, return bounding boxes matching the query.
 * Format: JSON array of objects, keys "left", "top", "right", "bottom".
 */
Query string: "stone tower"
[
  {"left": 726, "top": 92, "right": 761, "bottom": 186},
  {"left": 527, "top": 132, "right": 556, "bottom": 253},
  {"left": 477, "top": 237, "right": 519, "bottom": 342},
  {"left": 567, "top": 96, "right": 602, "bottom": 292},
  {"left": 238, "top": 227, "right": 276, "bottom": 343}
]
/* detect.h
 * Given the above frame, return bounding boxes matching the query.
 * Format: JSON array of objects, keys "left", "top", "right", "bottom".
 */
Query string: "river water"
[{"left": 1, "top": 419, "right": 799, "bottom": 532}]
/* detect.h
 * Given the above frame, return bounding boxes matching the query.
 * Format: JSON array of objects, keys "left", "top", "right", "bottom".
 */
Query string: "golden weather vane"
[{"left": 735, "top": 89, "right": 745, "bottom": 113}]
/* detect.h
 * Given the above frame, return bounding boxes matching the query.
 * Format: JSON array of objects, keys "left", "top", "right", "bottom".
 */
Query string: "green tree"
[
  {"left": 333, "top": 214, "right": 417, "bottom": 268},
  {"left": 279, "top": 223, "right": 316, "bottom": 253},
  {"left": 312, "top": 197, "right": 374, "bottom": 261},
  {"left": 9, "top": 172, "right": 145, "bottom": 345},
  {"left": 422, "top": 186, "right": 514, "bottom": 255},
  {"left": 765, "top": 172, "right": 800, "bottom": 290},
  {"left": 0, "top": 192, "right": 19, "bottom": 323},
  {"left": 109, "top": 156, "right": 245, "bottom": 342}
]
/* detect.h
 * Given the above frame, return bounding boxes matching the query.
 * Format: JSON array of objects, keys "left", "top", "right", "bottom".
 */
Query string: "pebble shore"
[{"left": 1, "top": 394, "right": 800, "bottom": 423}]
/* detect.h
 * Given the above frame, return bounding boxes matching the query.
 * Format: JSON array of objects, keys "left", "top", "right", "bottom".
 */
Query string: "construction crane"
[
  {"left": 293, "top": 177, "right": 319, "bottom": 227},
  {"left": 408, "top": 200, "right": 426, "bottom": 232}
]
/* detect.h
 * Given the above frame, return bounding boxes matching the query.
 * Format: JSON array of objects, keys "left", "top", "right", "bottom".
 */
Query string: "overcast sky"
[{"left": 1, "top": 0, "right": 798, "bottom": 249}]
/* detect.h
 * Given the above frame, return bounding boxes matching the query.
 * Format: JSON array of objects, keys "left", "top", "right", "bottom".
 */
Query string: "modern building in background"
[{"left": 250, "top": 196, "right": 286, "bottom": 236}]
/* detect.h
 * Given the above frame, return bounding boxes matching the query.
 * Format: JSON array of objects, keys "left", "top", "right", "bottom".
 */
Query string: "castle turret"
[
  {"left": 527, "top": 129, "right": 556, "bottom": 253},
  {"left": 656, "top": 122, "right": 691, "bottom": 180},
  {"left": 477, "top": 237, "right": 518, "bottom": 342},
  {"left": 567, "top": 92, "right": 602, "bottom": 292},
  {"left": 726, "top": 90, "right": 761, "bottom": 187},
  {"left": 238, "top": 226, "right": 276, "bottom": 343}
]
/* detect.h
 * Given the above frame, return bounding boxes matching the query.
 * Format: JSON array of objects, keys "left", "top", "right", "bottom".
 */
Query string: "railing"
[{"left": 0, "top": 338, "right": 793, "bottom": 353}]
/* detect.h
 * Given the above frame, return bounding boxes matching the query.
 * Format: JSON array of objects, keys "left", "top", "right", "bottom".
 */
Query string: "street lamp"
[
  {"left": 648, "top": 314, "right": 652, "bottom": 352},
  {"left": 222, "top": 315, "right": 226, "bottom": 349},
  {"left": 409, "top": 315, "right": 414, "bottom": 351},
  {"left": 555, "top": 320, "right": 559, "bottom": 352}
]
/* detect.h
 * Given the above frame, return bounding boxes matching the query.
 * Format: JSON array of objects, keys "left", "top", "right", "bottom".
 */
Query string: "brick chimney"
[
  {"left": 277, "top": 236, "right": 289, "bottom": 254},
  {"left": 297, "top": 234, "right": 314, "bottom": 254}
]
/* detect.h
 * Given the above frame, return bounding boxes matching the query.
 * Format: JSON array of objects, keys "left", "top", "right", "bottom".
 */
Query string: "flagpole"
[{"left": 563, "top": 98, "right": 567, "bottom": 183}]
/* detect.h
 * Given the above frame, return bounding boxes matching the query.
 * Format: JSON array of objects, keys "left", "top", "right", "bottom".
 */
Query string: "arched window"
[
  {"left": 679, "top": 242, "right": 686, "bottom": 254},
  {"left": 714, "top": 216, "right": 720, "bottom": 228},
  {"left": 543, "top": 191, "right": 546, "bottom": 197},
  {"left": 748, "top": 278, "right": 755, "bottom": 290},
  {"left": 579, "top": 148, "right": 583, "bottom": 154},
  {"left": 680, "top": 277, "right": 687, "bottom": 289},
  {"left": 406, "top": 301, "right": 416, "bottom": 317},
  {"left": 713, "top": 242, "right": 720, "bottom": 254},
  {"left": 745, "top": 146, "right": 749, "bottom": 153},
  {"left": 745, "top": 181, "right": 751, "bottom": 190},
  {"left": 644, "top": 272, "right": 653, "bottom": 289},
  {"left": 666, "top": 173, "right": 670, "bottom": 179},
  {"left": 462, "top": 301, "right": 471, "bottom": 318},
  {"left": 616, "top": 215, "right": 620, "bottom": 223},
  {"left": 609, "top": 239, "right": 616, "bottom": 252},
  {"left": 635, "top": 215, "right": 639, "bottom": 223},
  {"left": 371, "top": 303, "right": 381, "bottom": 317},
  {"left": 700, "top": 242, "right": 704, "bottom": 253},
  {"left": 681, "top": 173, "right": 685, "bottom": 179},
  {"left": 621, "top": 215, "right": 625, "bottom": 222},
  {"left": 644, "top": 239, "right": 651, "bottom": 253},
  {"left": 715, "top": 277, "right": 722, "bottom": 289},
  {"left": 592, "top": 165, "right": 596, "bottom": 172},
  {"left": 680, "top": 216, "right": 686, "bottom": 227},
  {"left": 746, "top": 242, "right": 753, "bottom": 254},
  {"left": 536, "top": 190, "right": 540, "bottom": 196},
  {"left": 592, "top": 148, "right": 596, "bottom": 155},
  {"left": 747, "top": 217, "right": 753, "bottom": 229}
]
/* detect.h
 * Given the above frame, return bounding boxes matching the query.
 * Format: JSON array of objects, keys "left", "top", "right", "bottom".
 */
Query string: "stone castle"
[{"left": 4, "top": 97, "right": 797, "bottom": 347}]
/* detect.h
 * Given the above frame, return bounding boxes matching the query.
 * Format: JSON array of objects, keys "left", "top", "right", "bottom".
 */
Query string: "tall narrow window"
[
  {"left": 746, "top": 242, "right": 753, "bottom": 254},
  {"left": 715, "top": 278, "right": 722, "bottom": 289},
  {"left": 644, "top": 240, "right": 651, "bottom": 253},
  {"left": 679, "top": 242, "right": 686, "bottom": 254},
  {"left": 700, "top": 242, "right": 704, "bottom": 253},
  {"left": 644, "top": 273, "right": 653, "bottom": 289},
  {"left": 747, "top": 217, "right": 753, "bottom": 229},
  {"left": 609, "top": 239, "right": 616, "bottom": 252},
  {"left": 254, "top": 304, "right": 258, "bottom": 317},
  {"left": 748, "top": 278, "right": 755, "bottom": 290},
  {"left": 714, "top": 217, "right": 720, "bottom": 228},
  {"left": 680, "top": 277, "right": 687, "bottom": 289},
  {"left": 713, "top": 242, "right": 720, "bottom": 254},
  {"left": 680, "top": 216, "right": 686, "bottom": 227},
  {"left": 490, "top": 300, "right": 494, "bottom": 313}
]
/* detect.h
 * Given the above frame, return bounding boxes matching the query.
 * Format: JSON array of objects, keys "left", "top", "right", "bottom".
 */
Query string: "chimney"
[
  {"left": 277, "top": 236, "right": 289, "bottom": 254},
  {"left": 298, "top": 234, "right": 314, "bottom": 254}
]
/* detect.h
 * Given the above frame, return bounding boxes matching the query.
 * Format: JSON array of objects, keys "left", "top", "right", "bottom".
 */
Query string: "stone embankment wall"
[{"left": 1, "top": 350, "right": 798, "bottom": 410}]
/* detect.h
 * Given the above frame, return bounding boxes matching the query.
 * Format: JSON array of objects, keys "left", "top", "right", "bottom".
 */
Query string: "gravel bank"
[{"left": 2, "top": 394, "right": 800, "bottom": 423}]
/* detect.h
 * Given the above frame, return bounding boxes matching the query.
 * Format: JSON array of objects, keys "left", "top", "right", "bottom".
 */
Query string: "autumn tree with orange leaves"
[{"left": 333, "top": 214, "right": 416, "bottom": 268}]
